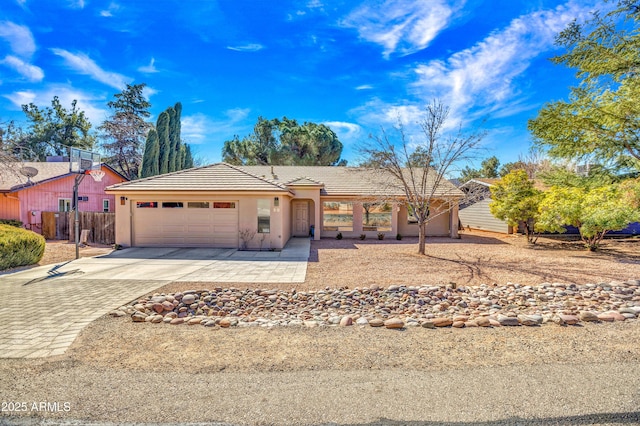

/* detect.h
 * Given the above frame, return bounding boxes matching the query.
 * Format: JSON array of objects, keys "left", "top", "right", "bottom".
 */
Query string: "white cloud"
[
  {"left": 226, "top": 43, "right": 264, "bottom": 52},
  {"left": 4, "top": 85, "right": 109, "bottom": 125},
  {"left": 0, "top": 21, "right": 37, "bottom": 58},
  {"left": 182, "top": 108, "right": 252, "bottom": 146},
  {"left": 50, "top": 48, "right": 131, "bottom": 90},
  {"left": 408, "top": 1, "right": 595, "bottom": 124},
  {"left": 341, "top": 0, "right": 460, "bottom": 58},
  {"left": 68, "top": 0, "right": 85, "bottom": 9},
  {"left": 138, "top": 57, "right": 158, "bottom": 73},
  {"left": 224, "top": 108, "right": 250, "bottom": 122},
  {"left": 1, "top": 55, "right": 44, "bottom": 82},
  {"left": 355, "top": 84, "right": 373, "bottom": 90},
  {"left": 100, "top": 2, "right": 120, "bottom": 17},
  {"left": 323, "top": 121, "right": 362, "bottom": 145},
  {"left": 354, "top": 1, "right": 597, "bottom": 132}
]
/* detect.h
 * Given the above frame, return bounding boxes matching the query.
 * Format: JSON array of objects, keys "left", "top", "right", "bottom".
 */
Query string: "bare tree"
[{"left": 360, "top": 100, "right": 486, "bottom": 255}]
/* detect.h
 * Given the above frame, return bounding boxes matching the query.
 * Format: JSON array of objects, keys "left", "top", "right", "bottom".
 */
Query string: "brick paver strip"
[{"left": 0, "top": 278, "right": 167, "bottom": 359}]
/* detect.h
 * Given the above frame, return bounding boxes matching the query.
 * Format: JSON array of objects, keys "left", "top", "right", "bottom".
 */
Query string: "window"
[
  {"left": 162, "top": 202, "right": 184, "bottom": 208},
  {"left": 188, "top": 202, "right": 210, "bottom": 208},
  {"left": 214, "top": 202, "right": 236, "bottom": 208},
  {"left": 58, "top": 199, "right": 71, "bottom": 212},
  {"left": 323, "top": 201, "right": 353, "bottom": 231},
  {"left": 103, "top": 199, "right": 110, "bottom": 213},
  {"left": 136, "top": 202, "right": 158, "bottom": 208},
  {"left": 257, "top": 199, "right": 270, "bottom": 233},
  {"left": 362, "top": 203, "right": 392, "bottom": 231}
]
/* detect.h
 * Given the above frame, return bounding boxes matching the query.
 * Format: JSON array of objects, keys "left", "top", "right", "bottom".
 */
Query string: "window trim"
[
  {"left": 102, "top": 199, "right": 110, "bottom": 213},
  {"left": 58, "top": 198, "right": 71, "bottom": 212}
]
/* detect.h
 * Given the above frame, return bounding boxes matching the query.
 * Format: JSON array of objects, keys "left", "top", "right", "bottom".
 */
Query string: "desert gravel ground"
[{"left": 1, "top": 233, "right": 640, "bottom": 425}]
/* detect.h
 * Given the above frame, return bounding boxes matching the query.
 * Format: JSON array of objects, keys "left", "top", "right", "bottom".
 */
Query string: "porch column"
[
  {"left": 449, "top": 202, "right": 460, "bottom": 239},
  {"left": 391, "top": 202, "right": 399, "bottom": 235},
  {"left": 314, "top": 199, "right": 321, "bottom": 240}
]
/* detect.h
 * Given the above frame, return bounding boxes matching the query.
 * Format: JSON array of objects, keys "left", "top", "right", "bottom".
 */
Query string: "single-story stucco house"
[
  {"left": 0, "top": 159, "right": 127, "bottom": 233},
  {"left": 106, "top": 163, "right": 463, "bottom": 249}
]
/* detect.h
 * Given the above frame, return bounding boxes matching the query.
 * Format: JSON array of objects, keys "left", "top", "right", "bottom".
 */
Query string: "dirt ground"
[
  {"left": 37, "top": 240, "right": 113, "bottom": 266},
  {"left": 161, "top": 231, "right": 640, "bottom": 294}
]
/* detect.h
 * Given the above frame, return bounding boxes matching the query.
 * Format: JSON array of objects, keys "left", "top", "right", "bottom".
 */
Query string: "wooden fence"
[{"left": 41, "top": 211, "right": 116, "bottom": 245}]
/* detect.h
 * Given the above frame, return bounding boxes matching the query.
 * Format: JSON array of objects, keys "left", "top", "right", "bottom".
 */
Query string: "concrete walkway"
[{"left": 0, "top": 238, "right": 311, "bottom": 359}]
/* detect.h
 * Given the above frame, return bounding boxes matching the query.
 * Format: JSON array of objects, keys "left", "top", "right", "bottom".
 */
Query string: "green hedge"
[
  {"left": 0, "top": 224, "right": 45, "bottom": 270},
  {"left": 0, "top": 219, "right": 23, "bottom": 228}
]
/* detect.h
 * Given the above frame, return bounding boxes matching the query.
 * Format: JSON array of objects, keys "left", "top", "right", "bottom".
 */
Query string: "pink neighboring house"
[{"left": 0, "top": 159, "right": 127, "bottom": 233}]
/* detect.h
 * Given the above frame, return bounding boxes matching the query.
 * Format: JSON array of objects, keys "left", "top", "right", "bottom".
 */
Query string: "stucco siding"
[
  {"left": 397, "top": 202, "right": 450, "bottom": 237},
  {"left": 459, "top": 198, "right": 511, "bottom": 233}
]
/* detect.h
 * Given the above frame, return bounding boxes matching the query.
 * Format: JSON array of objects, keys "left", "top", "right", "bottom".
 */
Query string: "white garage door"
[{"left": 132, "top": 201, "right": 238, "bottom": 247}]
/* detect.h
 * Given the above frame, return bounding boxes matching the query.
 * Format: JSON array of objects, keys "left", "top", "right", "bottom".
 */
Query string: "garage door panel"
[{"left": 133, "top": 201, "right": 238, "bottom": 247}]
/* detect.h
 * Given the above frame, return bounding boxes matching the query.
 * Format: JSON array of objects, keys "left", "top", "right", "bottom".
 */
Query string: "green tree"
[
  {"left": 156, "top": 111, "right": 171, "bottom": 174},
  {"left": 140, "top": 129, "right": 159, "bottom": 178},
  {"left": 489, "top": 170, "right": 544, "bottom": 244},
  {"left": 529, "top": 1, "right": 640, "bottom": 170},
  {"left": 459, "top": 156, "right": 500, "bottom": 182},
  {"left": 168, "top": 102, "right": 182, "bottom": 172},
  {"left": 22, "top": 96, "right": 95, "bottom": 159},
  {"left": 139, "top": 102, "right": 192, "bottom": 177},
  {"left": 537, "top": 180, "right": 640, "bottom": 250},
  {"left": 222, "top": 117, "right": 344, "bottom": 166},
  {"left": 98, "top": 83, "right": 152, "bottom": 180}
]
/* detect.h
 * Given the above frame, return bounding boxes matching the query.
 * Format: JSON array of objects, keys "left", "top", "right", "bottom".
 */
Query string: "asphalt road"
[{"left": 1, "top": 362, "right": 639, "bottom": 425}]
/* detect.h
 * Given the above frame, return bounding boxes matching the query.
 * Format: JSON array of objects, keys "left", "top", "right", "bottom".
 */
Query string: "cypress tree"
[
  {"left": 172, "top": 102, "right": 182, "bottom": 171},
  {"left": 140, "top": 129, "right": 159, "bottom": 178},
  {"left": 156, "top": 110, "right": 171, "bottom": 174},
  {"left": 184, "top": 144, "right": 194, "bottom": 169},
  {"left": 168, "top": 107, "right": 178, "bottom": 172}
]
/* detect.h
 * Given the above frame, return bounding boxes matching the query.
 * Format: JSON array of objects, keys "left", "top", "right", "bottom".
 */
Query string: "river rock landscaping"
[{"left": 113, "top": 279, "right": 640, "bottom": 329}]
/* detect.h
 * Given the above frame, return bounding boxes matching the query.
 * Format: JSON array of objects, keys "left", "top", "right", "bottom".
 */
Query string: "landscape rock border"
[{"left": 112, "top": 280, "right": 640, "bottom": 330}]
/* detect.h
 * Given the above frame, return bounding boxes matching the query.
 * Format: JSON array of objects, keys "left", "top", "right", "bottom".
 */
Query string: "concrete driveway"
[
  {"left": 0, "top": 238, "right": 310, "bottom": 358},
  {"left": 2, "top": 238, "right": 310, "bottom": 284}
]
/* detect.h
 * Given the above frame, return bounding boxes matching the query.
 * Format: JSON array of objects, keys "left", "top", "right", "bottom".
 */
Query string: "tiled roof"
[
  {"left": 107, "top": 163, "right": 291, "bottom": 193},
  {"left": 0, "top": 162, "right": 73, "bottom": 192},
  {"left": 242, "top": 165, "right": 462, "bottom": 197},
  {"left": 106, "top": 163, "right": 463, "bottom": 198}
]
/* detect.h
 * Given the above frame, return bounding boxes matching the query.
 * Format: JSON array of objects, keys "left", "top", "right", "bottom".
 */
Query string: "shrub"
[
  {"left": 359, "top": 234, "right": 366, "bottom": 240},
  {"left": 378, "top": 232, "right": 385, "bottom": 240},
  {"left": 336, "top": 232, "right": 343, "bottom": 240},
  {"left": 0, "top": 225, "right": 45, "bottom": 270},
  {"left": 0, "top": 219, "right": 23, "bottom": 228},
  {"left": 396, "top": 233, "right": 402, "bottom": 240}
]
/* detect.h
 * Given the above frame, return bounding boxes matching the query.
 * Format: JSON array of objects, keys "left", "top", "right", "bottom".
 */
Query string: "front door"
[{"left": 293, "top": 201, "right": 309, "bottom": 237}]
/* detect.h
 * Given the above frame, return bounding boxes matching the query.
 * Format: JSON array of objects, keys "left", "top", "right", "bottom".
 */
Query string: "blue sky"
[{"left": 0, "top": 0, "right": 600, "bottom": 167}]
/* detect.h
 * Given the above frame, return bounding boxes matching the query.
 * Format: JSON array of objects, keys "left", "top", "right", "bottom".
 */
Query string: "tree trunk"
[{"left": 418, "top": 222, "right": 426, "bottom": 255}]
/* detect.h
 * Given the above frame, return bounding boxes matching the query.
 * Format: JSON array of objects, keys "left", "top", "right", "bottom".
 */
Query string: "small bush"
[
  {"left": 359, "top": 234, "right": 366, "bottom": 240},
  {"left": 0, "top": 219, "right": 23, "bottom": 228},
  {"left": 0, "top": 224, "right": 45, "bottom": 270},
  {"left": 396, "top": 233, "right": 402, "bottom": 240},
  {"left": 336, "top": 232, "right": 343, "bottom": 240},
  {"left": 378, "top": 232, "right": 385, "bottom": 240}
]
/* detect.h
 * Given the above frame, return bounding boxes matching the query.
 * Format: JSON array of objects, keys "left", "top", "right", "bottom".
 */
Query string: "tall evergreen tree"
[
  {"left": 156, "top": 111, "right": 171, "bottom": 174},
  {"left": 99, "top": 83, "right": 152, "bottom": 180},
  {"left": 140, "top": 129, "right": 159, "bottom": 178},
  {"left": 168, "top": 102, "right": 182, "bottom": 172},
  {"left": 184, "top": 144, "right": 194, "bottom": 169}
]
